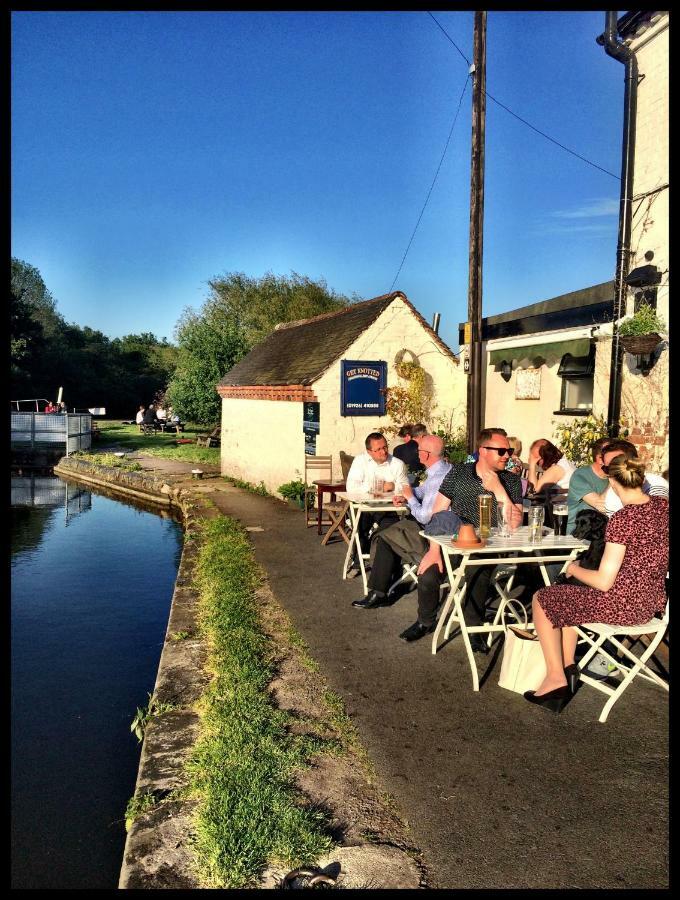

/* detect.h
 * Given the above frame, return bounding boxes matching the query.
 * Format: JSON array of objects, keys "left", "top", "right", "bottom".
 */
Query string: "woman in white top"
[
  {"left": 527, "top": 438, "right": 575, "bottom": 494},
  {"left": 135, "top": 405, "right": 145, "bottom": 426}
]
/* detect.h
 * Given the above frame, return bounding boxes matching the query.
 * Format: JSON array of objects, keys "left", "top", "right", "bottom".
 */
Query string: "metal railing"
[{"left": 10, "top": 412, "right": 92, "bottom": 456}]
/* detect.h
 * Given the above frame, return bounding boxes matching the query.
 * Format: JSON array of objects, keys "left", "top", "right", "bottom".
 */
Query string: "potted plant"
[
  {"left": 277, "top": 478, "right": 309, "bottom": 509},
  {"left": 617, "top": 302, "right": 666, "bottom": 355}
]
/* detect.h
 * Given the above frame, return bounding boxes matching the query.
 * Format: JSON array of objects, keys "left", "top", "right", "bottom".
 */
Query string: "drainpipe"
[{"left": 601, "top": 11, "right": 638, "bottom": 436}]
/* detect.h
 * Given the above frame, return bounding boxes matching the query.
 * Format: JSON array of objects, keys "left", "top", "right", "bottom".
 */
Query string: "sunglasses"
[
  {"left": 601, "top": 464, "right": 611, "bottom": 474},
  {"left": 483, "top": 446, "right": 512, "bottom": 456}
]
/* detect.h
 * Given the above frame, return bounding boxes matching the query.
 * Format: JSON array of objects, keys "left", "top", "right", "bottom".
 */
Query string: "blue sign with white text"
[{"left": 340, "top": 360, "right": 386, "bottom": 416}]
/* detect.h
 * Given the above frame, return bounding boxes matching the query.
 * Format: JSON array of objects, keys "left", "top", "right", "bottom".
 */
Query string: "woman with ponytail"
[{"left": 522, "top": 454, "right": 668, "bottom": 712}]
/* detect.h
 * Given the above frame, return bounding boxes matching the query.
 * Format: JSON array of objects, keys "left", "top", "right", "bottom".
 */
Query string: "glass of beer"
[
  {"left": 528, "top": 505, "right": 544, "bottom": 543},
  {"left": 478, "top": 494, "right": 492, "bottom": 538},
  {"left": 496, "top": 502, "right": 510, "bottom": 537},
  {"left": 552, "top": 502, "right": 568, "bottom": 536},
  {"left": 372, "top": 477, "right": 385, "bottom": 497}
]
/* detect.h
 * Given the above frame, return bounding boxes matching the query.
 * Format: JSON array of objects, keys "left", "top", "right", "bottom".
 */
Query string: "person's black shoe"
[
  {"left": 399, "top": 621, "right": 436, "bottom": 642},
  {"left": 352, "top": 590, "right": 387, "bottom": 609},
  {"left": 469, "top": 634, "right": 489, "bottom": 655}
]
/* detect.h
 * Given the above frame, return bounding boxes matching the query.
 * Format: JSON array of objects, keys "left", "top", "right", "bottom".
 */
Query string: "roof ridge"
[{"left": 273, "top": 292, "right": 403, "bottom": 331}]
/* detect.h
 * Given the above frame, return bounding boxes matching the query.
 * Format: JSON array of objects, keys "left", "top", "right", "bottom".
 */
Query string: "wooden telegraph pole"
[{"left": 466, "top": 10, "right": 487, "bottom": 451}]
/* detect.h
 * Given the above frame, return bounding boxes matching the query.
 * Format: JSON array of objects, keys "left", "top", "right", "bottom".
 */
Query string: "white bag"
[{"left": 498, "top": 626, "right": 546, "bottom": 694}]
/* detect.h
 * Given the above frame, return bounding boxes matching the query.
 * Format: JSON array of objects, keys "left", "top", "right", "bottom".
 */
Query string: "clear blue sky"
[{"left": 12, "top": 10, "right": 624, "bottom": 351}]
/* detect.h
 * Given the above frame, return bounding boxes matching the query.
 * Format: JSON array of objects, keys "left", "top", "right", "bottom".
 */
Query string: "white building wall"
[{"left": 220, "top": 296, "right": 466, "bottom": 495}]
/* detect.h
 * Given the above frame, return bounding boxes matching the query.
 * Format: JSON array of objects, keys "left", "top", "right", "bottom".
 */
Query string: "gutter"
[{"left": 599, "top": 11, "right": 639, "bottom": 436}]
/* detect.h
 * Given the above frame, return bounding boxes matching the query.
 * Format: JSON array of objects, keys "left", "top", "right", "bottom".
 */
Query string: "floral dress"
[{"left": 536, "top": 497, "right": 668, "bottom": 627}]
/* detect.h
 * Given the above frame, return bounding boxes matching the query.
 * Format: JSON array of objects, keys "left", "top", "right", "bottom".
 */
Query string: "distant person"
[
  {"left": 45, "top": 401, "right": 57, "bottom": 413},
  {"left": 142, "top": 404, "right": 158, "bottom": 427},
  {"left": 58, "top": 401, "right": 67, "bottom": 414},
  {"left": 392, "top": 424, "right": 426, "bottom": 482},
  {"left": 135, "top": 405, "right": 145, "bottom": 428},
  {"left": 505, "top": 436, "right": 525, "bottom": 475},
  {"left": 156, "top": 405, "right": 167, "bottom": 421},
  {"left": 527, "top": 438, "right": 575, "bottom": 494}
]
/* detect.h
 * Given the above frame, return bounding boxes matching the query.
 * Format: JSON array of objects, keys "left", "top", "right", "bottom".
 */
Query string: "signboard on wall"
[
  {"left": 304, "top": 433, "right": 317, "bottom": 455},
  {"left": 303, "top": 401, "right": 320, "bottom": 434},
  {"left": 340, "top": 360, "right": 386, "bottom": 416}
]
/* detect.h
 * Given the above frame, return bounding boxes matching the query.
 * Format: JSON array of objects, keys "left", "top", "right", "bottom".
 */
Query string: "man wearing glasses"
[{"left": 408, "top": 428, "right": 524, "bottom": 649}]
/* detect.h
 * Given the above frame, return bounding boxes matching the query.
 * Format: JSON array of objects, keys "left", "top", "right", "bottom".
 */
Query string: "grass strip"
[
  {"left": 96, "top": 421, "right": 221, "bottom": 466},
  {"left": 187, "top": 517, "right": 333, "bottom": 888}
]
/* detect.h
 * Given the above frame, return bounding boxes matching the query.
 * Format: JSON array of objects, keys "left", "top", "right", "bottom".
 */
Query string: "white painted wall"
[{"left": 220, "top": 296, "right": 466, "bottom": 495}]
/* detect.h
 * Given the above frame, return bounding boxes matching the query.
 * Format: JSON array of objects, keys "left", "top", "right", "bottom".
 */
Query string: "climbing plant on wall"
[{"left": 384, "top": 353, "right": 432, "bottom": 434}]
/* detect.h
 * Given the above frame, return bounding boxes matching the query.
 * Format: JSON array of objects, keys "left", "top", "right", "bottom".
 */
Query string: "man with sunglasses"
[{"left": 401, "top": 428, "right": 524, "bottom": 648}]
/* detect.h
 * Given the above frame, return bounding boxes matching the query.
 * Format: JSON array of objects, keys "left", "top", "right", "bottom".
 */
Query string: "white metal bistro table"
[
  {"left": 424, "top": 527, "right": 589, "bottom": 691},
  {"left": 337, "top": 491, "right": 410, "bottom": 595}
]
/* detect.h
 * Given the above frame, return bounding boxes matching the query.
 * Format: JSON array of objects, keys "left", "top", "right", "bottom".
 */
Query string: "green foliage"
[
  {"left": 166, "top": 271, "right": 353, "bottom": 424},
  {"left": 433, "top": 413, "right": 469, "bottom": 463},
  {"left": 188, "top": 518, "right": 333, "bottom": 887},
  {"left": 130, "top": 693, "right": 177, "bottom": 743},
  {"left": 125, "top": 790, "right": 159, "bottom": 832},
  {"left": 552, "top": 413, "right": 629, "bottom": 466},
  {"left": 618, "top": 302, "right": 666, "bottom": 336},
  {"left": 277, "top": 478, "right": 308, "bottom": 507},
  {"left": 11, "top": 257, "right": 178, "bottom": 415},
  {"left": 384, "top": 357, "right": 431, "bottom": 435}
]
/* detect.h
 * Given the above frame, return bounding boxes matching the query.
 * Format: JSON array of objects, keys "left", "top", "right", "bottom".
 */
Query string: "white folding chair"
[{"left": 574, "top": 600, "right": 669, "bottom": 723}]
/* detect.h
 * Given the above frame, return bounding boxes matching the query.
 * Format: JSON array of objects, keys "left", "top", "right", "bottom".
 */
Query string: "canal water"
[{"left": 11, "top": 475, "right": 183, "bottom": 889}]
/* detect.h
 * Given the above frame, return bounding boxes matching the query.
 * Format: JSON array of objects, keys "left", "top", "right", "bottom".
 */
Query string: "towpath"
[{"left": 132, "top": 454, "right": 669, "bottom": 889}]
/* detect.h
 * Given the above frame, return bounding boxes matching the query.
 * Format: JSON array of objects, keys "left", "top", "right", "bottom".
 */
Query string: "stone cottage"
[{"left": 217, "top": 291, "right": 465, "bottom": 494}]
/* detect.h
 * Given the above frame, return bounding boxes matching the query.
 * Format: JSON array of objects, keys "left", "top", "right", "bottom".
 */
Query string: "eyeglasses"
[
  {"left": 601, "top": 464, "right": 610, "bottom": 474},
  {"left": 482, "top": 446, "right": 512, "bottom": 456},
  {"left": 418, "top": 448, "right": 432, "bottom": 459}
]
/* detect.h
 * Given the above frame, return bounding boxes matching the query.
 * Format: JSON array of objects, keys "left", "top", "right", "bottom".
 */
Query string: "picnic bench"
[{"left": 196, "top": 426, "right": 220, "bottom": 448}]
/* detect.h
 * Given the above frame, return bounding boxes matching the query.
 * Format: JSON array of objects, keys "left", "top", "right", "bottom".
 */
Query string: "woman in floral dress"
[{"left": 524, "top": 454, "right": 668, "bottom": 712}]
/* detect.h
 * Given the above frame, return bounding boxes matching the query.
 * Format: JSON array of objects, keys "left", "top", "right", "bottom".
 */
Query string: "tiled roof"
[{"left": 218, "top": 291, "right": 458, "bottom": 387}]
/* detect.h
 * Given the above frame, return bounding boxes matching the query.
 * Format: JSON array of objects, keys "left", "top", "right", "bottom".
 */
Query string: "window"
[{"left": 555, "top": 346, "right": 594, "bottom": 415}]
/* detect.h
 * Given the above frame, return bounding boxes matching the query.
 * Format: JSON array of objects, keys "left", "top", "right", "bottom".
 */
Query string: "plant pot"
[{"left": 620, "top": 332, "right": 663, "bottom": 355}]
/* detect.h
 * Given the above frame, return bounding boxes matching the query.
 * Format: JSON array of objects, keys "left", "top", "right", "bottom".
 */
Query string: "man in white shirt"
[{"left": 345, "top": 432, "right": 409, "bottom": 575}]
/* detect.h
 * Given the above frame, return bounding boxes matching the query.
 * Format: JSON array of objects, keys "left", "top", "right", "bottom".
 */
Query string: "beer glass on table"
[
  {"left": 496, "top": 502, "right": 510, "bottom": 538},
  {"left": 371, "top": 477, "right": 385, "bottom": 497},
  {"left": 552, "top": 502, "right": 568, "bottom": 536},
  {"left": 528, "top": 506, "right": 544, "bottom": 543},
  {"left": 478, "top": 494, "right": 492, "bottom": 538}
]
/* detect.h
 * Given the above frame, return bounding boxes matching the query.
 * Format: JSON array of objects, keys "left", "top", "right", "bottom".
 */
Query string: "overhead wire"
[
  {"left": 428, "top": 11, "right": 620, "bottom": 180},
  {"left": 389, "top": 74, "right": 471, "bottom": 293}
]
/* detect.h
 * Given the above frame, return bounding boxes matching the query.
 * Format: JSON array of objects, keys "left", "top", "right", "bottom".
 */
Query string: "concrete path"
[{"left": 133, "top": 455, "right": 669, "bottom": 889}]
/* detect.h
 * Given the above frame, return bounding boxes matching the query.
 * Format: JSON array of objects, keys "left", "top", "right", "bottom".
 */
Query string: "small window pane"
[{"left": 561, "top": 377, "right": 593, "bottom": 410}]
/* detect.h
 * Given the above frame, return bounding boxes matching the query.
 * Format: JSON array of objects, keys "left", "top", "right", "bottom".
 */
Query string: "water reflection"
[{"left": 11, "top": 475, "right": 183, "bottom": 888}]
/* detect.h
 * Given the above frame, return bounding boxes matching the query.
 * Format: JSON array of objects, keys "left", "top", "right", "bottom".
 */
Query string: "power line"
[
  {"left": 428, "top": 11, "right": 620, "bottom": 181},
  {"left": 389, "top": 75, "right": 470, "bottom": 293}
]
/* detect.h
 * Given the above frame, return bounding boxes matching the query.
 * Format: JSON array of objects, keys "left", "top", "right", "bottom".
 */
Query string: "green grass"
[
  {"left": 71, "top": 451, "right": 142, "bottom": 471},
  {"left": 95, "top": 421, "right": 221, "bottom": 466},
  {"left": 187, "top": 517, "right": 333, "bottom": 888}
]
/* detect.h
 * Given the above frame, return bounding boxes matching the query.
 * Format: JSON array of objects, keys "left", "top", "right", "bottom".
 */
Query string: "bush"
[
  {"left": 552, "top": 413, "right": 628, "bottom": 466},
  {"left": 277, "top": 479, "right": 308, "bottom": 508},
  {"left": 618, "top": 303, "right": 666, "bottom": 336}
]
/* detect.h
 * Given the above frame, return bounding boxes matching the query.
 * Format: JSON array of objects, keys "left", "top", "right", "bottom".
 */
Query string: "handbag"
[{"left": 498, "top": 602, "right": 546, "bottom": 694}]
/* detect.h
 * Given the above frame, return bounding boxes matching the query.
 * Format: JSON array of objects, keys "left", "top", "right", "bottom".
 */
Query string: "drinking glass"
[
  {"left": 552, "top": 502, "right": 568, "bottom": 536},
  {"left": 372, "top": 477, "right": 385, "bottom": 497},
  {"left": 528, "top": 505, "right": 544, "bottom": 543},
  {"left": 496, "top": 502, "right": 510, "bottom": 538},
  {"left": 478, "top": 494, "right": 492, "bottom": 538}
]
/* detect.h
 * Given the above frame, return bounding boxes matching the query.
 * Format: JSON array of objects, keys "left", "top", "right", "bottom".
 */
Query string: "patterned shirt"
[
  {"left": 405, "top": 459, "right": 452, "bottom": 525},
  {"left": 438, "top": 462, "right": 523, "bottom": 527}
]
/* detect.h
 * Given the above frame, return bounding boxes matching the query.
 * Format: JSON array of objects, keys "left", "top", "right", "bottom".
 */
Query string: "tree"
[{"left": 166, "top": 271, "right": 353, "bottom": 423}]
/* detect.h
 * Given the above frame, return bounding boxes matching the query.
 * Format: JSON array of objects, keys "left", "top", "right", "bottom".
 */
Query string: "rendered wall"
[{"left": 220, "top": 296, "right": 466, "bottom": 494}]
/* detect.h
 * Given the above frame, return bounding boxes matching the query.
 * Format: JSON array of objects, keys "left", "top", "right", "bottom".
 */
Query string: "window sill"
[{"left": 553, "top": 409, "right": 592, "bottom": 417}]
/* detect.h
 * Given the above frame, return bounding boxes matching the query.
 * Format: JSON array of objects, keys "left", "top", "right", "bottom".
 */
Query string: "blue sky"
[{"left": 12, "top": 11, "right": 624, "bottom": 351}]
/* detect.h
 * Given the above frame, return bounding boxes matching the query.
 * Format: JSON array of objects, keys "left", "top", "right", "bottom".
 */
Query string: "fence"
[{"left": 10, "top": 413, "right": 92, "bottom": 456}]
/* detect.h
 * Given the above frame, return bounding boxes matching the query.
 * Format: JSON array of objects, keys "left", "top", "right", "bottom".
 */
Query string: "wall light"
[{"left": 500, "top": 360, "right": 512, "bottom": 382}]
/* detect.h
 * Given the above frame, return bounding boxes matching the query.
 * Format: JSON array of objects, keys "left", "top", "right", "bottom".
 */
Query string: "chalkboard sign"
[
  {"left": 303, "top": 401, "right": 320, "bottom": 434},
  {"left": 340, "top": 360, "right": 386, "bottom": 416}
]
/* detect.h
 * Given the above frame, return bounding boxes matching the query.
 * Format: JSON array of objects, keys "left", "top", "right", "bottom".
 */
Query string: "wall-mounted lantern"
[{"left": 500, "top": 360, "right": 512, "bottom": 382}]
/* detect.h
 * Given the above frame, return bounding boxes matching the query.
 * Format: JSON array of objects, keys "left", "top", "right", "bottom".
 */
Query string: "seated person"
[
  {"left": 505, "top": 436, "right": 525, "bottom": 476},
  {"left": 351, "top": 434, "right": 451, "bottom": 613},
  {"left": 135, "top": 405, "right": 146, "bottom": 428},
  {"left": 393, "top": 423, "right": 426, "bottom": 483},
  {"left": 141, "top": 404, "right": 159, "bottom": 428},
  {"left": 600, "top": 439, "right": 669, "bottom": 515},
  {"left": 526, "top": 455, "right": 668, "bottom": 713},
  {"left": 566, "top": 437, "right": 610, "bottom": 532},
  {"left": 345, "top": 432, "right": 409, "bottom": 575},
  {"left": 45, "top": 401, "right": 57, "bottom": 413},
  {"left": 401, "top": 429, "right": 523, "bottom": 647},
  {"left": 527, "top": 438, "right": 575, "bottom": 495},
  {"left": 156, "top": 405, "right": 167, "bottom": 421}
]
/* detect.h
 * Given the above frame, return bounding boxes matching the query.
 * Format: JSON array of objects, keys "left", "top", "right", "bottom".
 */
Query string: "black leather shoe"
[
  {"left": 523, "top": 686, "right": 571, "bottom": 714},
  {"left": 352, "top": 590, "right": 387, "bottom": 610},
  {"left": 399, "top": 621, "right": 436, "bottom": 642},
  {"left": 469, "top": 634, "right": 489, "bottom": 655}
]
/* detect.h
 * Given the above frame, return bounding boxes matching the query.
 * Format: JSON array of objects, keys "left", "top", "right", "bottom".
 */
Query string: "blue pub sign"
[{"left": 340, "top": 360, "right": 387, "bottom": 416}]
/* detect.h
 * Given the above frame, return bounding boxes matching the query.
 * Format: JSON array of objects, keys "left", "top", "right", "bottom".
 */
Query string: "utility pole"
[{"left": 466, "top": 10, "right": 487, "bottom": 451}]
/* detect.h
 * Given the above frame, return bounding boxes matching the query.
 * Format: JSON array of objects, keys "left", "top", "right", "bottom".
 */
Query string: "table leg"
[
  {"left": 317, "top": 485, "right": 324, "bottom": 535},
  {"left": 342, "top": 504, "right": 360, "bottom": 579}
]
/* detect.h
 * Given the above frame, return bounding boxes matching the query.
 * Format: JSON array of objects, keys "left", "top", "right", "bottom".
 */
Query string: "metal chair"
[{"left": 575, "top": 599, "right": 669, "bottom": 723}]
